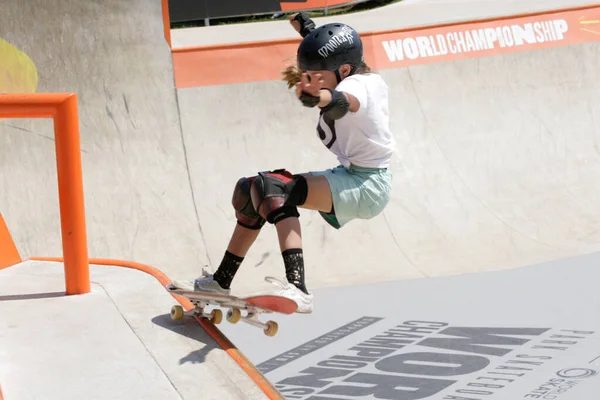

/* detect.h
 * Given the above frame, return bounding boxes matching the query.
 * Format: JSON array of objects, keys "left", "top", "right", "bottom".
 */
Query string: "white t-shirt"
[{"left": 316, "top": 73, "right": 395, "bottom": 169}]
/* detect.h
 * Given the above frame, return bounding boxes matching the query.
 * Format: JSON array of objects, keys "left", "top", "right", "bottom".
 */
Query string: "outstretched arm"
[
  {"left": 289, "top": 12, "right": 316, "bottom": 37},
  {"left": 313, "top": 87, "right": 360, "bottom": 113},
  {"left": 296, "top": 73, "right": 360, "bottom": 114}
]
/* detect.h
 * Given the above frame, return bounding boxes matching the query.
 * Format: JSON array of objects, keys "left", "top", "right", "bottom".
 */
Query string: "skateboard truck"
[
  {"left": 170, "top": 302, "right": 223, "bottom": 325},
  {"left": 166, "top": 285, "right": 293, "bottom": 336},
  {"left": 170, "top": 302, "right": 279, "bottom": 336},
  {"left": 225, "top": 307, "right": 279, "bottom": 336}
]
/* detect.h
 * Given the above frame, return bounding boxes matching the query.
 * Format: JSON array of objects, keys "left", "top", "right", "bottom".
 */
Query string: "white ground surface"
[{"left": 0, "top": 260, "right": 267, "bottom": 400}]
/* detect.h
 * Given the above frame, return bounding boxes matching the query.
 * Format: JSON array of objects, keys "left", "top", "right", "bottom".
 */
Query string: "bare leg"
[
  {"left": 275, "top": 216, "right": 302, "bottom": 251},
  {"left": 226, "top": 223, "right": 261, "bottom": 257},
  {"left": 298, "top": 174, "right": 333, "bottom": 213}
]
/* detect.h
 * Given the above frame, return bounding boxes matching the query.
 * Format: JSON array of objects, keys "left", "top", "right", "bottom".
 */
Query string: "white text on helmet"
[{"left": 317, "top": 26, "right": 355, "bottom": 58}]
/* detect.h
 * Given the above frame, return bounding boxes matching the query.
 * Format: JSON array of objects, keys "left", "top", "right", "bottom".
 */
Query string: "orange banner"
[
  {"left": 174, "top": 40, "right": 301, "bottom": 87},
  {"left": 371, "top": 6, "right": 600, "bottom": 69},
  {"left": 172, "top": 5, "right": 600, "bottom": 88}
]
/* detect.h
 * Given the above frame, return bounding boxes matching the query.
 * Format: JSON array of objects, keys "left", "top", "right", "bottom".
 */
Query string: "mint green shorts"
[{"left": 310, "top": 164, "right": 392, "bottom": 229}]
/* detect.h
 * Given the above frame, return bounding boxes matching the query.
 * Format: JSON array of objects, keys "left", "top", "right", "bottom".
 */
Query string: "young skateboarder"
[{"left": 175, "top": 13, "right": 395, "bottom": 313}]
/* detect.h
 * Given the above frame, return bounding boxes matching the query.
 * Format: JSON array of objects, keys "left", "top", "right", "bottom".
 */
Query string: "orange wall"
[
  {"left": 161, "top": 0, "right": 172, "bottom": 48},
  {"left": 173, "top": 5, "right": 600, "bottom": 88},
  {"left": 0, "top": 214, "right": 21, "bottom": 270}
]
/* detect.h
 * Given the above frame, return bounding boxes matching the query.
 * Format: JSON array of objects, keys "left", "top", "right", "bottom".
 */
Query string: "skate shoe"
[
  {"left": 172, "top": 268, "right": 231, "bottom": 295},
  {"left": 265, "top": 276, "right": 313, "bottom": 314}
]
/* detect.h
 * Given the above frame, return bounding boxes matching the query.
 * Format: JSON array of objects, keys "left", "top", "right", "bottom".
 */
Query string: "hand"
[
  {"left": 295, "top": 72, "right": 323, "bottom": 99},
  {"left": 296, "top": 73, "right": 325, "bottom": 108},
  {"left": 289, "top": 12, "right": 316, "bottom": 38},
  {"left": 289, "top": 13, "right": 301, "bottom": 33}
]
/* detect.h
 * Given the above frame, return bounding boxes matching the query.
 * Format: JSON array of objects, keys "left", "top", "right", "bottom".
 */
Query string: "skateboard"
[{"left": 166, "top": 284, "right": 298, "bottom": 336}]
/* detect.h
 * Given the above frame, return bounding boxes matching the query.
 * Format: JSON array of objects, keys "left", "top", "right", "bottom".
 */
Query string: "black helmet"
[{"left": 297, "top": 23, "right": 364, "bottom": 77}]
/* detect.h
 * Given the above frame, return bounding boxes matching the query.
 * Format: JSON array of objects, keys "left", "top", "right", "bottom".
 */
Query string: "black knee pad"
[
  {"left": 250, "top": 169, "right": 308, "bottom": 224},
  {"left": 231, "top": 176, "right": 266, "bottom": 230}
]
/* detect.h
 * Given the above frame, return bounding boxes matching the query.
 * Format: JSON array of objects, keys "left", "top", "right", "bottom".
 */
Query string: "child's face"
[
  {"left": 306, "top": 70, "right": 336, "bottom": 88},
  {"left": 305, "top": 64, "right": 351, "bottom": 88}
]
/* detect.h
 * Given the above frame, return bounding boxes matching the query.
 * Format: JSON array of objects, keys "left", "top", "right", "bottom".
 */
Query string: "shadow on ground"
[{"left": 152, "top": 312, "right": 222, "bottom": 365}]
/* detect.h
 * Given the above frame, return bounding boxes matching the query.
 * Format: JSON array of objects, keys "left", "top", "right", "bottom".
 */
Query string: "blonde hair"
[{"left": 281, "top": 63, "right": 303, "bottom": 89}]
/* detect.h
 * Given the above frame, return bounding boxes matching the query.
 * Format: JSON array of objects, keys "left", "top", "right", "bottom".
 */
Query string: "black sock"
[
  {"left": 282, "top": 248, "right": 308, "bottom": 294},
  {"left": 212, "top": 250, "right": 244, "bottom": 289}
]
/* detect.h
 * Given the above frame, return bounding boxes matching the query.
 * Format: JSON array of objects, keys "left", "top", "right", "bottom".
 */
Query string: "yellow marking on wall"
[{"left": 0, "top": 37, "right": 39, "bottom": 94}]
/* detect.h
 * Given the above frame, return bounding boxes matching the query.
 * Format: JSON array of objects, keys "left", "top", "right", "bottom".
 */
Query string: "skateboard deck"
[{"left": 166, "top": 283, "right": 297, "bottom": 336}]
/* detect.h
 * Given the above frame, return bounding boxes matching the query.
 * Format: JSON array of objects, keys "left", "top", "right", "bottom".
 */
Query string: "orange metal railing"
[
  {"left": 161, "top": 0, "right": 172, "bottom": 48},
  {"left": 0, "top": 213, "right": 21, "bottom": 270},
  {"left": 0, "top": 93, "right": 90, "bottom": 294}
]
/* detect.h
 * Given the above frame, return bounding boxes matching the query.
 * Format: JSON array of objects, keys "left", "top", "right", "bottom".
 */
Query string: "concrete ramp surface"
[
  {"left": 0, "top": 1, "right": 269, "bottom": 399},
  {"left": 0, "top": 260, "right": 268, "bottom": 400},
  {"left": 172, "top": 7, "right": 600, "bottom": 294},
  {"left": 2, "top": 1, "right": 600, "bottom": 399},
  {"left": 0, "top": 0, "right": 206, "bottom": 277},
  {"left": 185, "top": 16, "right": 600, "bottom": 397}
]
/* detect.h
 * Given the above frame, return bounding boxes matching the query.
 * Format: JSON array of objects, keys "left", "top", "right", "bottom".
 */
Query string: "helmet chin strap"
[
  {"left": 335, "top": 69, "right": 342, "bottom": 84},
  {"left": 335, "top": 64, "right": 358, "bottom": 84}
]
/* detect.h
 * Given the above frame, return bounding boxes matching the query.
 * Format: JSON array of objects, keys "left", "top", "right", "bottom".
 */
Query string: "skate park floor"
[
  {"left": 0, "top": 260, "right": 270, "bottom": 400},
  {"left": 3, "top": 253, "right": 600, "bottom": 400},
  {"left": 219, "top": 251, "right": 600, "bottom": 400}
]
